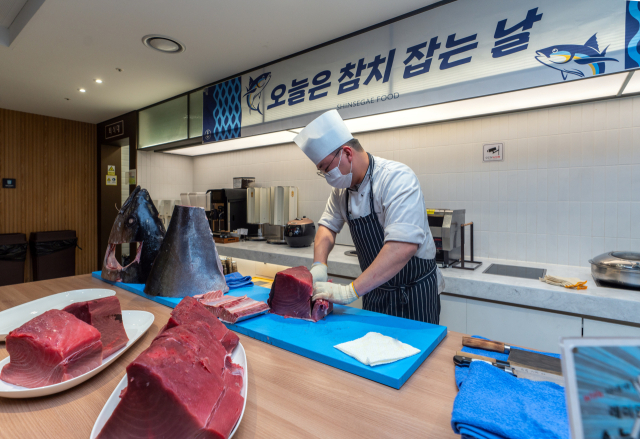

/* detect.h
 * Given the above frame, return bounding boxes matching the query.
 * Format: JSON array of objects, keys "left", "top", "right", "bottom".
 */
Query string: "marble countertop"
[{"left": 216, "top": 241, "right": 640, "bottom": 324}]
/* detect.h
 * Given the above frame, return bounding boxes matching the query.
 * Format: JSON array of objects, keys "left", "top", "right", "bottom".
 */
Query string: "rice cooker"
[{"left": 284, "top": 217, "right": 316, "bottom": 248}]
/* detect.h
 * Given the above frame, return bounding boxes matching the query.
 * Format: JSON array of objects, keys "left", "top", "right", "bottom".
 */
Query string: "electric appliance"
[
  {"left": 426, "top": 208, "right": 465, "bottom": 267},
  {"left": 284, "top": 217, "right": 316, "bottom": 247},
  {"left": 205, "top": 189, "right": 257, "bottom": 237}
]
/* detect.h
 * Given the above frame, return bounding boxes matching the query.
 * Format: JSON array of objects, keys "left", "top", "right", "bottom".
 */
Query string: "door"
[{"left": 100, "top": 145, "right": 121, "bottom": 267}]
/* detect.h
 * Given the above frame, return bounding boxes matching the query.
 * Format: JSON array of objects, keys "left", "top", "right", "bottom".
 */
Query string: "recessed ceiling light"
[
  {"left": 78, "top": 88, "right": 86, "bottom": 93},
  {"left": 142, "top": 34, "right": 185, "bottom": 54},
  {"left": 95, "top": 79, "right": 102, "bottom": 83}
]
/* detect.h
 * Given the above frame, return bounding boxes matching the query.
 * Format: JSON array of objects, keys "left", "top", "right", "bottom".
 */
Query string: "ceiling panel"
[
  {"left": 0, "top": 0, "right": 27, "bottom": 28},
  {"left": 0, "top": 0, "right": 446, "bottom": 123}
]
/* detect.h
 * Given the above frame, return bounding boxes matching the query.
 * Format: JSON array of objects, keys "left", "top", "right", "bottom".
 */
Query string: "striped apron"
[{"left": 346, "top": 154, "right": 440, "bottom": 324}]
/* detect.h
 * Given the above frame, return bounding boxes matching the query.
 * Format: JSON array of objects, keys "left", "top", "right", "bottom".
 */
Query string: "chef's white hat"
[{"left": 294, "top": 110, "right": 353, "bottom": 165}]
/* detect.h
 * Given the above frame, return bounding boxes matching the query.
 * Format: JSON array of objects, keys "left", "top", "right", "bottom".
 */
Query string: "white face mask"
[{"left": 324, "top": 150, "right": 352, "bottom": 188}]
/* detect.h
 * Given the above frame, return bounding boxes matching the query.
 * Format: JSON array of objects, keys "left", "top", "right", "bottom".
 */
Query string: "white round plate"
[
  {"left": 0, "top": 310, "right": 154, "bottom": 398},
  {"left": 90, "top": 342, "right": 248, "bottom": 439},
  {"left": 0, "top": 288, "right": 116, "bottom": 342}
]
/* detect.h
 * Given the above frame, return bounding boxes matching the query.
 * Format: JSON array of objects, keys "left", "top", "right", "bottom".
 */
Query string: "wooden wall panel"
[{"left": 0, "top": 108, "right": 97, "bottom": 282}]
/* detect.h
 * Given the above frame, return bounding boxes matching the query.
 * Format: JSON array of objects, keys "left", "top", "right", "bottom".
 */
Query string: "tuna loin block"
[
  {"left": 267, "top": 266, "right": 333, "bottom": 322},
  {"left": 96, "top": 321, "right": 244, "bottom": 439},
  {"left": 0, "top": 310, "right": 102, "bottom": 388},
  {"left": 200, "top": 295, "right": 270, "bottom": 324},
  {"left": 63, "top": 296, "right": 129, "bottom": 358},
  {"left": 164, "top": 296, "right": 240, "bottom": 354}
]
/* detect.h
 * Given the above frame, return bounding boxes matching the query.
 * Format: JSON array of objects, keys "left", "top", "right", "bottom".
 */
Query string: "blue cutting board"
[{"left": 92, "top": 271, "right": 447, "bottom": 389}]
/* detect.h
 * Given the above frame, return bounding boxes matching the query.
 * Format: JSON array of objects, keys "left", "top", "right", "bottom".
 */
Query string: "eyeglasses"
[{"left": 316, "top": 148, "right": 342, "bottom": 178}]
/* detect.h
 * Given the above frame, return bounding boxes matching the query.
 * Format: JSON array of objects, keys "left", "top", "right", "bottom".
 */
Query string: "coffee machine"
[{"left": 205, "top": 189, "right": 258, "bottom": 237}]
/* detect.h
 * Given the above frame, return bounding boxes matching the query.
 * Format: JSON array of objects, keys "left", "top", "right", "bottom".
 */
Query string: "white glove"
[
  {"left": 312, "top": 282, "right": 359, "bottom": 305},
  {"left": 310, "top": 262, "right": 328, "bottom": 284}
]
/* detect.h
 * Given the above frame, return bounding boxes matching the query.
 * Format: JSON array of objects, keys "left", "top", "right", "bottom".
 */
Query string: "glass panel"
[
  {"left": 189, "top": 90, "right": 203, "bottom": 138},
  {"left": 139, "top": 96, "right": 188, "bottom": 148}
]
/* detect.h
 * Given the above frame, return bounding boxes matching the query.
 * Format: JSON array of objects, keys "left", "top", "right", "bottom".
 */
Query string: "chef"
[{"left": 294, "top": 110, "right": 443, "bottom": 324}]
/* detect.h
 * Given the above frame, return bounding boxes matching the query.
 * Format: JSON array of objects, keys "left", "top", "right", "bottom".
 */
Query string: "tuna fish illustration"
[
  {"left": 535, "top": 33, "right": 618, "bottom": 80},
  {"left": 101, "top": 186, "right": 165, "bottom": 284},
  {"left": 243, "top": 72, "right": 271, "bottom": 115}
]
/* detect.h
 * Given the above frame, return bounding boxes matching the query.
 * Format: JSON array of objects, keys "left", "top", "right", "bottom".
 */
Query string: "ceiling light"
[
  {"left": 164, "top": 131, "right": 297, "bottom": 156},
  {"left": 78, "top": 89, "right": 86, "bottom": 93},
  {"left": 142, "top": 35, "right": 185, "bottom": 54},
  {"left": 95, "top": 79, "right": 102, "bottom": 83},
  {"left": 164, "top": 72, "right": 627, "bottom": 157}
]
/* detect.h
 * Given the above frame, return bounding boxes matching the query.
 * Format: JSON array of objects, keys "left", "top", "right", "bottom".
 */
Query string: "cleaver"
[
  {"left": 461, "top": 337, "right": 564, "bottom": 383},
  {"left": 454, "top": 351, "right": 565, "bottom": 387}
]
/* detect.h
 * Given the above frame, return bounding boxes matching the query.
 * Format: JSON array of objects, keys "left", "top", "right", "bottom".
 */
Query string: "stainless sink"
[{"left": 483, "top": 263, "right": 546, "bottom": 280}]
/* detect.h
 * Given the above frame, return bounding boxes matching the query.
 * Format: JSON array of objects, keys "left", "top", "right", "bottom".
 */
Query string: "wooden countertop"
[{"left": 0, "top": 275, "right": 461, "bottom": 438}]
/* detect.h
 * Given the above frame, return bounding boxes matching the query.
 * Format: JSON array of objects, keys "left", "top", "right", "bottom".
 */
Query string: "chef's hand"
[
  {"left": 312, "top": 282, "right": 359, "bottom": 305},
  {"left": 310, "top": 262, "right": 328, "bottom": 284}
]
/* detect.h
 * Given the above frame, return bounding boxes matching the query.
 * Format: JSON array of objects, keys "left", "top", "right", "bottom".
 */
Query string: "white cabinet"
[
  {"left": 440, "top": 294, "right": 467, "bottom": 333},
  {"left": 583, "top": 318, "right": 640, "bottom": 337},
  {"left": 466, "top": 299, "right": 582, "bottom": 353}
]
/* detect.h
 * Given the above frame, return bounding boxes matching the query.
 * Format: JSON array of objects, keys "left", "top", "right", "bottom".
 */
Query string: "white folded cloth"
[{"left": 334, "top": 332, "right": 421, "bottom": 366}]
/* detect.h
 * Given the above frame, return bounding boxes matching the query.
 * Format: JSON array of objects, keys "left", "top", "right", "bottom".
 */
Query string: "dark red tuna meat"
[
  {"left": 164, "top": 296, "right": 239, "bottom": 354},
  {"left": 0, "top": 309, "right": 102, "bottom": 388},
  {"left": 63, "top": 296, "right": 129, "bottom": 358},
  {"left": 200, "top": 295, "right": 269, "bottom": 324},
  {"left": 268, "top": 266, "right": 333, "bottom": 322},
  {"left": 96, "top": 320, "right": 243, "bottom": 439}
]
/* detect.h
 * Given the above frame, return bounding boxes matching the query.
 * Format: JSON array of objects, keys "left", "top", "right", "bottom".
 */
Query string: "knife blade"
[{"left": 453, "top": 353, "right": 565, "bottom": 386}]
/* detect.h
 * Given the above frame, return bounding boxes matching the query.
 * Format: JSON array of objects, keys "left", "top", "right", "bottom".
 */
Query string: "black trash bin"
[
  {"left": 0, "top": 233, "right": 28, "bottom": 286},
  {"left": 29, "top": 230, "right": 78, "bottom": 281}
]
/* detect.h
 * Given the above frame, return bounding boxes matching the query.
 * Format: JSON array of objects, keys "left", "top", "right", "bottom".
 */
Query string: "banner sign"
[{"left": 203, "top": 0, "right": 637, "bottom": 144}]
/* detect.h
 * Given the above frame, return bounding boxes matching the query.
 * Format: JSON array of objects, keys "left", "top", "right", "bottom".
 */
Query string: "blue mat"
[{"left": 92, "top": 271, "right": 447, "bottom": 389}]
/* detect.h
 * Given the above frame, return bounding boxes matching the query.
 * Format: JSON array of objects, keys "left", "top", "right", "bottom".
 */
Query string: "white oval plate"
[
  {"left": 0, "top": 310, "right": 154, "bottom": 398},
  {"left": 90, "top": 342, "right": 248, "bottom": 439},
  {"left": 0, "top": 289, "right": 117, "bottom": 342}
]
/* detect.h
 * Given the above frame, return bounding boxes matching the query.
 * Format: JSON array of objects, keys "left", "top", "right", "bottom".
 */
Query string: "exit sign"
[{"left": 3, "top": 178, "right": 16, "bottom": 188}]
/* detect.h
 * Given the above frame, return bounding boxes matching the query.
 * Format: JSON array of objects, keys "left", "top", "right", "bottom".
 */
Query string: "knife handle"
[
  {"left": 455, "top": 351, "right": 496, "bottom": 364},
  {"left": 462, "top": 337, "right": 506, "bottom": 353}
]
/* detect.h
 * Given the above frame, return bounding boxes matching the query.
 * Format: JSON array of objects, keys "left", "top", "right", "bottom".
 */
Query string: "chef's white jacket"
[{"left": 318, "top": 155, "right": 437, "bottom": 261}]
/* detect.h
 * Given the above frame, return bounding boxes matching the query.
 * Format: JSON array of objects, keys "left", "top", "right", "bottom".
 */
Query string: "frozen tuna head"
[
  {"left": 101, "top": 186, "right": 165, "bottom": 284},
  {"left": 143, "top": 205, "right": 228, "bottom": 298}
]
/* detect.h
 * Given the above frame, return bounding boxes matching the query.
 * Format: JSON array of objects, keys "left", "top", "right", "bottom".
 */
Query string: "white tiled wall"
[
  {"left": 189, "top": 95, "right": 640, "bottom": 268},
  {"left": 137, "top": 150, "right": 194, "bottom": 200}
]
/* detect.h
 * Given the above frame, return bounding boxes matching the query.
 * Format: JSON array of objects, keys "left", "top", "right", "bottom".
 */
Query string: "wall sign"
[
  {"left": 483, "top": 143, "right": 504, "bottom": 162},
  {"left": 203, "top": 0, "right": 632, "bottom": 144},
  {"left": 2, "top": 178, "right": 16, "bottom": 189},
  {"left": 107, "top": 165, "right": 116, "bottom": 175},
  {"left": 106, "top": 175, "right": 117, "bottom": 186},
  {"left": 105, "top": 120, "right": 124, "bottom": 140}
]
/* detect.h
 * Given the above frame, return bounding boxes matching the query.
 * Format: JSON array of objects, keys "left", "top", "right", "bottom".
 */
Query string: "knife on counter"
[{"left": 457, "top": 340, "right": 566, "bottom": 387}]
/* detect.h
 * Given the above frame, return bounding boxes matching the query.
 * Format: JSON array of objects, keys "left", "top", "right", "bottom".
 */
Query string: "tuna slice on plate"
[
  {"left": 0, "top": 309, "right": 102, "bottom": 388},
  {"left": 267, "top": 266, "right": 333, "bottom": 322},
  {"left": 200, "top": 295, "right": 270, "bottom": 324},
  {"left": 97, "top": 300, "right": 244, "bottom": 439},
  {"left": 63, "top": 296, "right": 129, "bottom": 358}
]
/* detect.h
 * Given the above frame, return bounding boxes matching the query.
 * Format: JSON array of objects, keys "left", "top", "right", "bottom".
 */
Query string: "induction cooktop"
[{"left": 483, "top": 263, "right": 546, "bottom": 280}]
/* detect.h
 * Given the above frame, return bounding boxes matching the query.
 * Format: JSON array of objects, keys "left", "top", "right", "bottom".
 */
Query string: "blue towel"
[
  {"left": 451, "top": 361, "right": 569, "bottom": 439},
  {"left": 225, "top": 272, "right": 253, "bottom": 289}
]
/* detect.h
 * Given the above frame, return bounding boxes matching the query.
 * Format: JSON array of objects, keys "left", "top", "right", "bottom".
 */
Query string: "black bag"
[{"left": 0, "top": 243, "right": 28, "bottom": 261}]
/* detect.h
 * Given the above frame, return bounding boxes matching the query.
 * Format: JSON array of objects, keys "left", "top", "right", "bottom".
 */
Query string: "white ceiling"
[
  {"left": 0, "top": 0, "right": 27, "bottom": 28},
  {"left": 0, "top": 0, "right": 444, "bottom": 124}
]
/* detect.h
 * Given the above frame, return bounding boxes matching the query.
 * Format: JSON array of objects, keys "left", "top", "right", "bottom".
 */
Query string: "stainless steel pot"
[{"left": 589, "top": 251, "right": 640, "bottom": 288}]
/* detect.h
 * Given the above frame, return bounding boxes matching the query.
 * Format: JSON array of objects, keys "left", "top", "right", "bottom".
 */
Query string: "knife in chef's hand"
[{"left": 462, "top": 336, "right": 511, "bottom": 354}]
